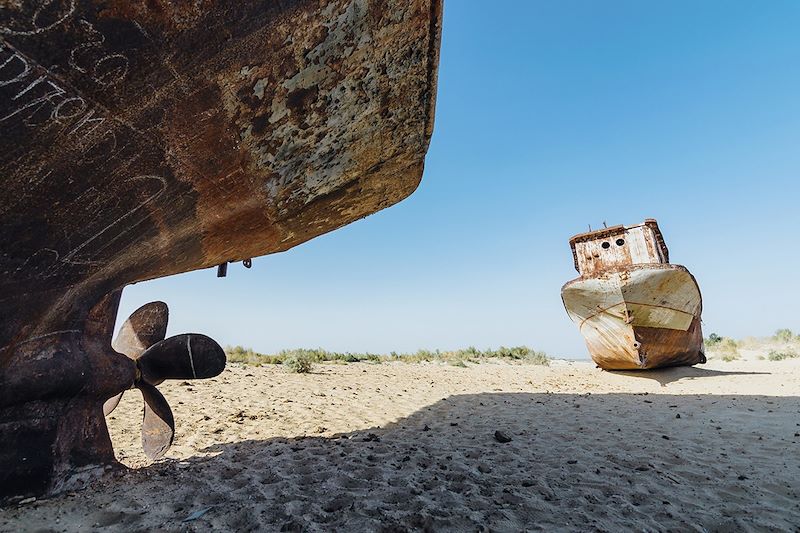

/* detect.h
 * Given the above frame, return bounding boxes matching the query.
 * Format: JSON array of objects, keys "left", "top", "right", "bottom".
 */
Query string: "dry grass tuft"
[
  {"left": 224, "top": 345, "right": 550, "bottom": 367},
  {"left": 705, "top": 329, "right": 799, "bottom": 362}
]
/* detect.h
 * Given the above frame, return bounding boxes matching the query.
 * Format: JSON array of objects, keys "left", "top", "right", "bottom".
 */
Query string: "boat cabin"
[{"left": 569, "top": 219, "right": 669, "bottom": 276}]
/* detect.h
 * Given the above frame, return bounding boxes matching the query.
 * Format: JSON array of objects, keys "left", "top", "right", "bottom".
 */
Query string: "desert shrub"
[
  {"left": 395, "top": 346, "right": 549, "bottom": 365},
  {"left": 716, "top": 338, "right": 740, "bottom": 362},
  {"left": 403, "top": 349, "right": 436, "bottom": 363},
  {"left": 703, "top": 335, "right": 736, "bottom": 357},
  {"left": 767, "top": 350, "right": 799, "bottom": 361},
  {"left": 490, "top": 346, "right": 521, "bottom": 359},
  {"left": 225, "top": 345, "right": 269, "bottom": 365},
  {"left": 705, "top": 333, "right": 723, "bottom": 347},
  {"left": 278, "top": 348, "right": 322, "bottom": 363},
  {"left": 283, "top": 351, "right": 314, "bottom": 373},
  {"left": 363, "top": 353, "right": 382, "bottom": 363},
  {"left": 226, "top": 345, "right": 549, "bottom": 367},
  {"left": 338, "top": 352, "right": 360, "bottom": 363},
  {"left": 522, "top": 349, "right": 551, "bottom": 365},
  {"left": 483, "top": 345, "right": 550, "bottom": 365},
  {"left": 461, "top": 346, "right": 481, "bottom": 357},
  {"left": 443, "top": 346, "right": 480, "bottom": 366},
  {"left": 773, "top": 329, "right": 796, "bottom": 343}
]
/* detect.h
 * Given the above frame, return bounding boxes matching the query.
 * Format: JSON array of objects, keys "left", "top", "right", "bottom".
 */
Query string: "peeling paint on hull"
[
  {"left": 562, "top": 264, "right": 706, "bottom": 370},
  {"left": 0, "top": 0, "right": 442, "bottom": 500}
]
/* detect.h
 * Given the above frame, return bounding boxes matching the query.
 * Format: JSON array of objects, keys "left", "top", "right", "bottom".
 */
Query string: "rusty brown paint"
[
  {"left": 561, "top": 220, "right": 705, "bottom": 371},
  {"left": 0, "top": 0, "right": 442, "bottom": 500},
  {"left": 633, "top": 316, "right": 705, "bottom": 370},
  {"left": 569, "top": 219, "right": 669, "bottom": 277}
]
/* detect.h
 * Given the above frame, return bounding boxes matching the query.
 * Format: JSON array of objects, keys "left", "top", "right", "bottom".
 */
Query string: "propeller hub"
[{"left": 104, "top": 302, "right": 226, "bottom": 461}]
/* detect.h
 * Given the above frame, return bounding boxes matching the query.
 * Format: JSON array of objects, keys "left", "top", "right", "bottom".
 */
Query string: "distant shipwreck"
[{"left": 561, "top": 219, "right": 706, "bottom": 370}]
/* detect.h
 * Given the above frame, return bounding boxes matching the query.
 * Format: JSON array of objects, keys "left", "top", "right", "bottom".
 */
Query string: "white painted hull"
[{"left": 561, "top": 264, "right": 705, "bottom": 370}]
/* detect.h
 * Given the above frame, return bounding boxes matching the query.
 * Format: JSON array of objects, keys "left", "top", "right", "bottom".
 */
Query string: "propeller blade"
[
  {"left": 138, "top": 381, "right": 175, "bottom": 461},
  {"left": 103, "top": 391, "right": 124, "bottom": 416},
  {"left": 138, "top": 334, "right": 226, "bottom": 384},
  {"left": 113, "top": 301, "right": 169, "bottom": 358}
]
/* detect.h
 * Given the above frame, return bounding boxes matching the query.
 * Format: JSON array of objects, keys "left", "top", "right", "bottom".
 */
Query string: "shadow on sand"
[
  {"left": 606, "top": 366, "right": 770, "bottom": 387},
  {"left": 3, "top": 391, "right": 799, "bottom": 532}
]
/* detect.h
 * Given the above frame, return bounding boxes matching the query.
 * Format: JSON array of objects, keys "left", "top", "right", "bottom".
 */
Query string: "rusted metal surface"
[
  {"left": 0, "top": 295, "right": 226, "bottom": 499},
  {"left": 569, "top": 219, "right": 669, "bottom": 277},
  {"left": 0, "top": 0, "right": 442, "bottom": 500},
  {"left": 561, "top": 220, "right": 706, "bottom": 370}
]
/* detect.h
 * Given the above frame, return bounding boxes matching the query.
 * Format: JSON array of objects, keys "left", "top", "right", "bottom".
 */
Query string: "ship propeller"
[{"left": 103, "top": 302, "right": 226, "bottom": 460}]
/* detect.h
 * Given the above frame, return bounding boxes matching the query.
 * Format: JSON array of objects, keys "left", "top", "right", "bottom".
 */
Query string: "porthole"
[
  {"left": 601, "top": 242, "right": 611, "bottom": 249},
  {"left": 616, "top": 238, "right": 625, "bottom": 246}
]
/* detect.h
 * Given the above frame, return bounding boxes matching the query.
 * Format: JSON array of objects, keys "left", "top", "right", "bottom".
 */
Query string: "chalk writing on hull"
[
  {"left": 61, "top": 175, "right": 168, "bottom": 266},
  {"left": 0, "top": 0, "right": 442, "bottom": 502},
  {"left": 0, "top": 0, "right": 77, "bottom": 37},
  {"left": 0, "top": 4, "right": 168, "bottom": 274},
  {"left": 0, "top": 14, "right": 129, "bottom": 131},
  {"left": 69, "top": 19, "right": 129, "bottom": 87}
]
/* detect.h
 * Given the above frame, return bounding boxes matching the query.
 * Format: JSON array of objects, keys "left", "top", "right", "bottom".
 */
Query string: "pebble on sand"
[{"left": 494, "top": 430, "right": 512, "bottom": 443}]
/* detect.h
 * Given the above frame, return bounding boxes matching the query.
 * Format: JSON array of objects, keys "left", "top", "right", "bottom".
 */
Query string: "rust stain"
[
  {"left": 95, "top": 0, "right": 217, "bottom": 30},
  {"left": 562, "top": 220, "right": 705, "bottom": 370},
  {"left": 0, "top": 0, "right": 442, "bottom": 500}
]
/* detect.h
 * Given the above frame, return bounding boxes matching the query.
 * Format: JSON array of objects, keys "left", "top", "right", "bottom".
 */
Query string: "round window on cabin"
[
  {"left": 616, "top": 238, "right": 625, "bottom": 246},
  {"left": 601, "top": 242, "right": 611, "bottom": 249}
]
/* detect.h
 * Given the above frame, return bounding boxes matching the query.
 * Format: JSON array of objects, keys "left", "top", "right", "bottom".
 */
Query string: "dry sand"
[{"left": 2, "top": 358, "right": 800, "bottom": 532}]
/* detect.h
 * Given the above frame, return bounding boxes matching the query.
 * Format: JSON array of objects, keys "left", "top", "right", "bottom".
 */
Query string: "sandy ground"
[{"left": 2, "top": 358, "right": 800, "bottom": 532}]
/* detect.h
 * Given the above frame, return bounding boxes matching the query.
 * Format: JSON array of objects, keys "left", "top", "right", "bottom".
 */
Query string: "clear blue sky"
[{"left": 119, "top": 1, "right": 800, "bottom": 358}]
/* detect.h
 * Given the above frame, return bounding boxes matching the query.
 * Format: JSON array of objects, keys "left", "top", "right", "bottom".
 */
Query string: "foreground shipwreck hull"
[
  {"left": 0, "top": 0, "right": 442, "bottom": 499},
  {"left": 561, "top": 220, "right": 706, "bottom": 370}
]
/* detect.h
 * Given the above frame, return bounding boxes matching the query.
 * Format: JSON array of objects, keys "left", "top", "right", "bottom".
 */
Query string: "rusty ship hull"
[
  {"left": 0, "top": 0, "right": 442, "bottom": 500},
  {"left": 562, "top": 264, "right": 706, "bottom": 370}
]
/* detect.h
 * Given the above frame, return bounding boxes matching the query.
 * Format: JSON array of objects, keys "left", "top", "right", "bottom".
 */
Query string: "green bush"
[
  {"left": 767, "top": 350, "right": 799, "bottom": 361},
  {"left": 522, "top": 350, "right": 551, "bottom": 365},
  {"left": 398, "top": 349, "right": 436, "bottom": 363},
  {"left": 716, "top": 338, "right": 740, "bottom": 362},
  {"left": 225, "top": 345, "right": 549, "bottom": 367},
  {"left": 774, "top": 329, "right": 796, "bottom": 343},
  {"left": 482, "top": 346, "right": 550, "bottom": 364},
  {"left": 705, "top": 333, "right": 723, "bottom": 347},
  {"left": 283, "top": 351, "right": 314, "bottom": 373},
  {"left": 225, "top": 345, "right": 267, "bottom": 365},
  {"left": 225, "top": 345, "right": 286, "bottom": 365}
]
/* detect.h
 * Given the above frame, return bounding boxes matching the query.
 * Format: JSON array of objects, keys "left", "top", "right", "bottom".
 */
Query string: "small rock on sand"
[{"left": 494, "top": 430, "right": 512, "bottom": 443}]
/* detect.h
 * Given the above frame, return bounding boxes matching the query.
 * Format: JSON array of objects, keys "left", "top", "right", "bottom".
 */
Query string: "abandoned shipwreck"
[
  {"left": 0, "top": 0, "right": 442, "bottom": 499},
  {"left": 561, "top": 219, "right": 706, "bottom": 370}
]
